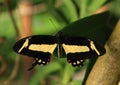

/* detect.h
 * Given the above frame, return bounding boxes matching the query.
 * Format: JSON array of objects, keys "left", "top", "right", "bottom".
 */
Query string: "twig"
[
  {"left": 86, "top": 19, "right": 120, "bottom": 85},
  {"left": 0, "top": 56, "right": 7, "bottom": 76},
  {"left": 3, "top": 0, "right": 20, "bottom": 84},
  {"left": 3, "top": 0, "right": 19, "bottom": 38}
]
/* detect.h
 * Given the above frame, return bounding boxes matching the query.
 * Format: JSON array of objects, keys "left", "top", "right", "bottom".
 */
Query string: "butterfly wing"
[
  {"left": 13, "top": 35, "right": 57, "bottom": 70},
  {"left": 62, "top": 36, "right": 106, "bottom": 67}
]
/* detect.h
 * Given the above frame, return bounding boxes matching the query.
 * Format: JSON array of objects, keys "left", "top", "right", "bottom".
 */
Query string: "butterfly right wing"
[{"left": 62, "top": 36, "right": 106, "bottom": 67}]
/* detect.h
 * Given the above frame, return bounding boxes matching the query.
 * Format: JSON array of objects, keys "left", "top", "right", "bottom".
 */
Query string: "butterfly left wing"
[
  {"left": 13, "top": 35, "right": 57, "bottom": 70},
  {"left": 62, "top": 36, "right": 106, "bottom": 67}
]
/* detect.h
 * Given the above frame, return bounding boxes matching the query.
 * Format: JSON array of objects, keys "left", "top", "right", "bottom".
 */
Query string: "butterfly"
[{"left": 13, "top": 33, "right": 106, "bottom": 70}]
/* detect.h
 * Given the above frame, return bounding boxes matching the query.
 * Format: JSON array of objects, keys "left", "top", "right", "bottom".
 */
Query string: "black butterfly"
[{"left": 13, "top": 34, "right": 106, "bottom": 70}]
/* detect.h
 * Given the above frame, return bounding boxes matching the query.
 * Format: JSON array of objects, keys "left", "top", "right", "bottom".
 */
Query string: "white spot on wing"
[
  {"left": 18, "top": 38, "right": 29, "bottom": 53},
  {"left": 38, "top": 59, "right": 42, "bottom": 63},
  {"left": 77, "top": 61, "right": 80, "bottom": 64},
  {"left": 42, "top": 61, "right": 45, "bottom": 64},
  {"left": 28, "top": 44, "right": 57, "bottom": 53},
  {"left": 80, "top": 60, "right": 83, "bottom": 62},
  {"left": 62, "top": 44, "right": 90, "bottom": 54},
  {"left": 90, "top": 41, "right": 100, "bottom": 55},
  {"left": 36, "top": 58, "right": 38, "bottom": 60}
]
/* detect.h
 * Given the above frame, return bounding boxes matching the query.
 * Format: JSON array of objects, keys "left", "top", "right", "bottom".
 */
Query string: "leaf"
[
  {"left": 60, "top": 11, "right": 115, "bottom": 45},
  {"left": 88, "top": 0, "right": 106, "bottom": 12},
  {"left": 29, "top": 62, "right": 62, "bottom": 85}
]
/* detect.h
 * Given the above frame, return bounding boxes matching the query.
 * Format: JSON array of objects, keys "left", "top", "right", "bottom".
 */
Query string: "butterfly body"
[{"left": 13, "top": 34, "right": 106, "bottom": 70}]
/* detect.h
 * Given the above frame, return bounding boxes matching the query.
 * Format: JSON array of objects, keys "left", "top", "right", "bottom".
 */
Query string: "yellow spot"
[
  {"left": 18, "top": 38, "right": 29, "bottom": 53},
  {"left": 90, "top": 41, "right": 100, "bottom": 55}
]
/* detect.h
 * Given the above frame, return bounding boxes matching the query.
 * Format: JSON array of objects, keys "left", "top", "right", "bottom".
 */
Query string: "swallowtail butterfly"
[{"left": 13, "top": 33, "right": 106, "bottom": 70}]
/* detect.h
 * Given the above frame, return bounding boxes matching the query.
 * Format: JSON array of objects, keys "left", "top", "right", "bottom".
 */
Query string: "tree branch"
[{"left": 86, "top": 19, "right": 120, "bottom": 85}]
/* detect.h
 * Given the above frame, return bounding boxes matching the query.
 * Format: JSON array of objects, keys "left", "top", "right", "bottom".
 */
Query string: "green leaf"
[
  {"left": 69, "top": 80, "right": 82, "bottom": 85},
  {"left": 63, "top": 0, "right": 78, "bottom": 22},
  {"left": 110, "top": 0, "right": 120, "bottom": 17},
  {"left": 28, "top": 62, "right": 62, "bottom": 85},
  {"left": 60, "top": 11, "right": 114, "bottom": 45},
  {"left": 61, "top": 63, "right": 76, "bottom": 85},
  {"left": 88, "top": 0, "right": 106, "bottom": 12}
]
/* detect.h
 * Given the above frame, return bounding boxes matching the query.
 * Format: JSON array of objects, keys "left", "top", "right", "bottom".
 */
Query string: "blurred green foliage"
[
  {"left": 110, "top": 0, "right": 120, "bottom": 17},
  {"left": 0, "top": 0, "right": 118, "bottom": 85}
]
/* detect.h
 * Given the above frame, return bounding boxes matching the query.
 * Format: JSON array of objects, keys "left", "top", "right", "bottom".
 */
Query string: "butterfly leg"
[{"left": 27, "top": 59, "right": 38, "bottom": 71}]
